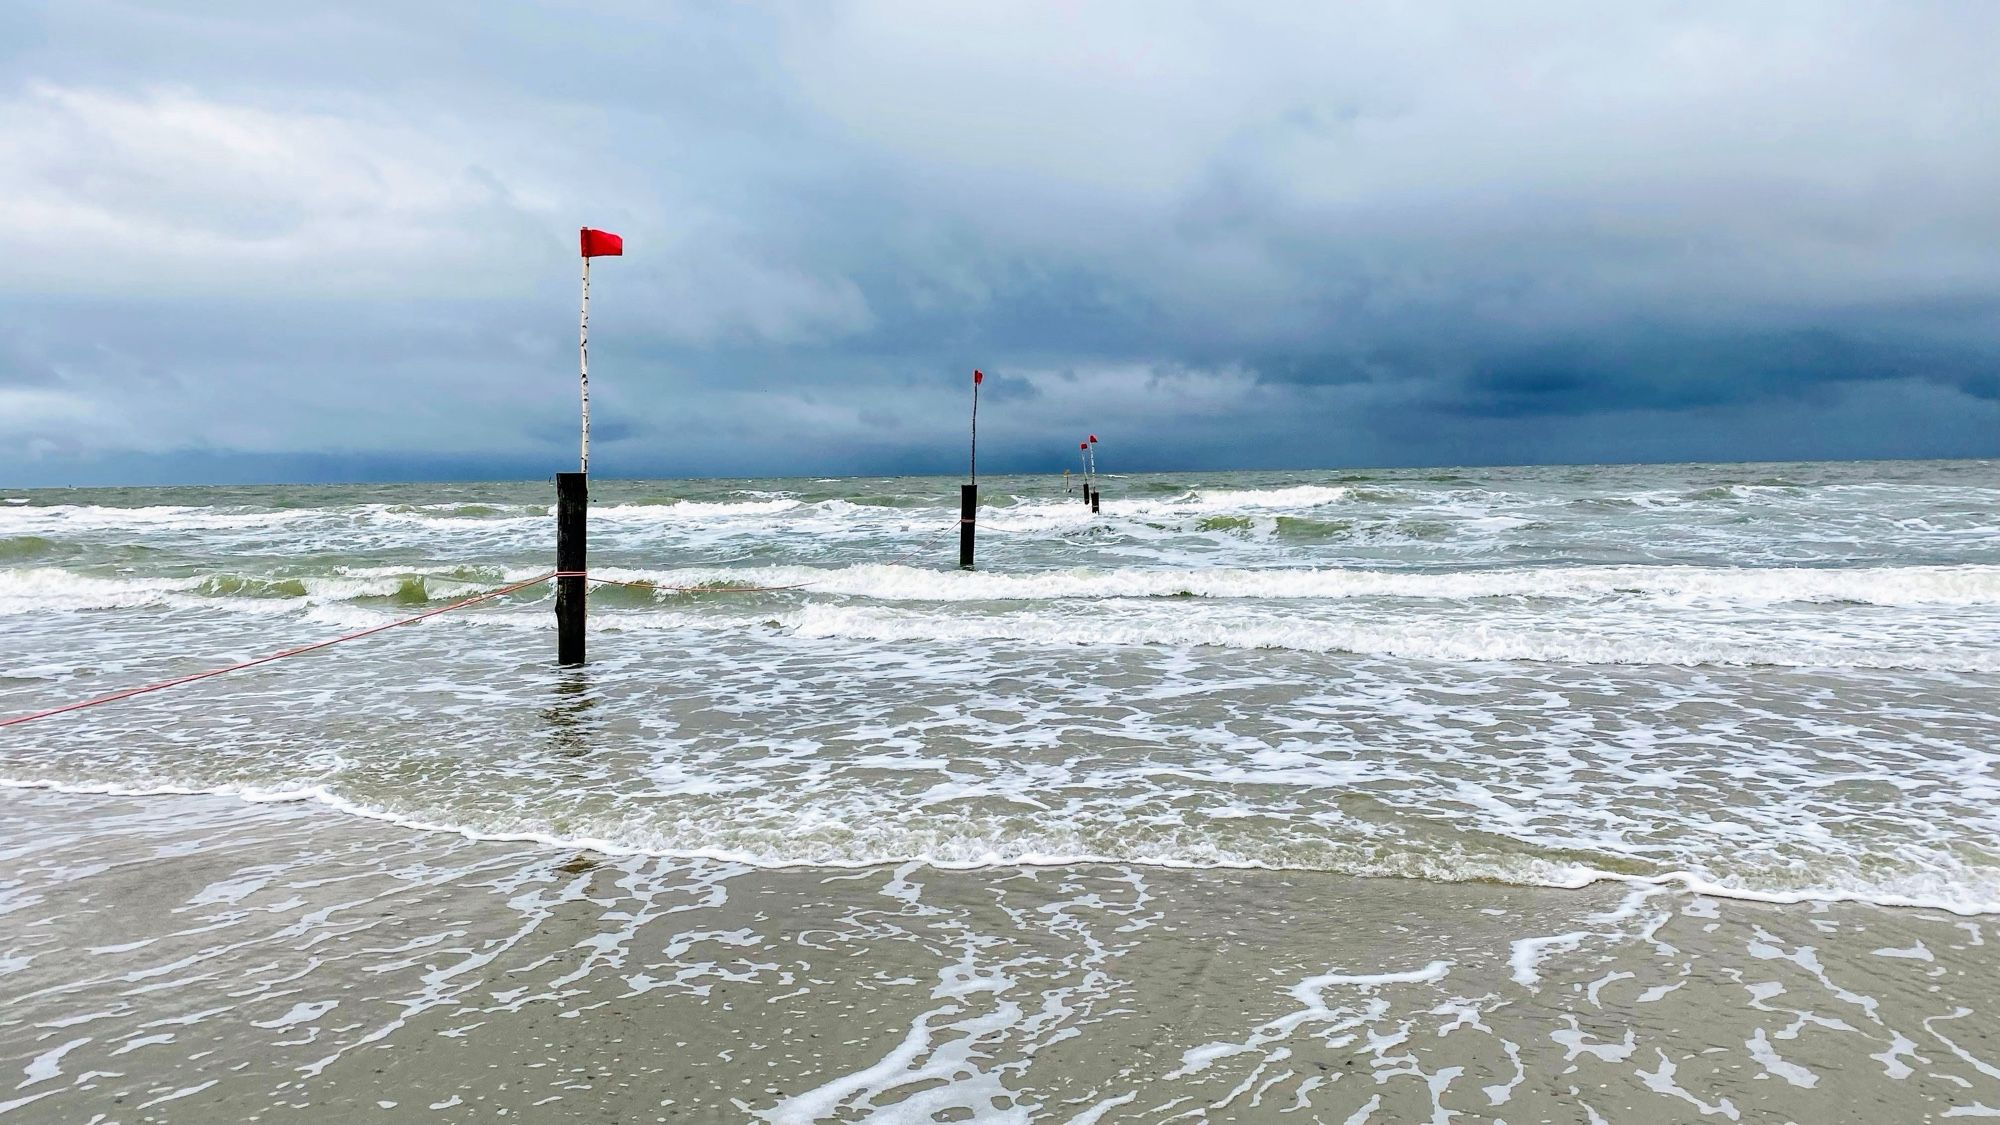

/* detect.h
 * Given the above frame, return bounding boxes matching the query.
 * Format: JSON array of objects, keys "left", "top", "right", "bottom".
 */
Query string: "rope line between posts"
[
  {"left": 0, "top": 571, "right": 566, "bottom": 730},
  {"left": 0, "top": 518, "right": 968, "bottom": 729}
]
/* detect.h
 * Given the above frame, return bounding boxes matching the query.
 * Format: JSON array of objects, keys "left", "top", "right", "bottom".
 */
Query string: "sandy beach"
[{"left": 4, "top": 786, "right": 1995, "bottom": 1122}]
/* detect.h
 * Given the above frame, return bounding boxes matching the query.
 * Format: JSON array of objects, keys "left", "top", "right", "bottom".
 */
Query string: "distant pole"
[
  {"left": 1088, "top": 434, "right": 1101, "bottom": 513},
  {"left": 579, "top": 254, "right": 591, "bottom": 473},
  {"left": 961, "top": 369, "right": 982, "bottom": 569},
  {"left": 1080, "top": 442, "right": 1091, "bottom": 506}
]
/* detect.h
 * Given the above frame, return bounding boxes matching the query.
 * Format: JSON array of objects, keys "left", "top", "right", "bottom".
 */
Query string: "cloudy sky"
[{"left": 3, "top": 1, "right": 1998, "bottom": 485}]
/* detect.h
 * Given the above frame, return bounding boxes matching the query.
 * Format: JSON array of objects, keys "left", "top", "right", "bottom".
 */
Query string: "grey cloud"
[{"left": 2, "top": 0, "right": 1999, "bottom": 485}]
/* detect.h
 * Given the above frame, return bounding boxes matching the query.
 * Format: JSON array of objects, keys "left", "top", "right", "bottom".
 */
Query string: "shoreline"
[
  {"left": 4, "top": 774, "right": 1991, "bottom": 918},
  {"left": 3, "top": 786, "right": 1995, "bottom": 1122}
]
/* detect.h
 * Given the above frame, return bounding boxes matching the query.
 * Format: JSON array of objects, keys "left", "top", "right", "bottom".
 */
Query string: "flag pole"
[
  {"left": 560, "top": 227, "right": 620, "bottom": 667},
  {"left": 961, "top": 369, "right": 982, "bottom": 570},
  {"left": 1088, "top": 437, "right": 1101, "bottom": 513},
  {"left": 579, "top": 252, "right": 591, "bottom": 474},
  {"left": 558, "top": 247, "right": 591, "bottom": 665}
]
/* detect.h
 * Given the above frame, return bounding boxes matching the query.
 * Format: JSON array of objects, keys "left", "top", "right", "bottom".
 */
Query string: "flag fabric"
[
  {"left": 973, "top": 369, "right": 984, "bottom": 384},
  {"left": 580, "top": 228, "right": 624, "bottom": 258}
]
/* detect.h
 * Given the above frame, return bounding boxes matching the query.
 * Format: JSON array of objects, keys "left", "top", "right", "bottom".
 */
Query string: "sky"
[{"left": 3, "top": 1, "right": 1999, "bottom": 486}]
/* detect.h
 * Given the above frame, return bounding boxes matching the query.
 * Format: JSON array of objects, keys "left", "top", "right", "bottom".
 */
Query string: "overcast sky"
[{"left": 3, "top": 1, "right": 1998, "bottom": 485}]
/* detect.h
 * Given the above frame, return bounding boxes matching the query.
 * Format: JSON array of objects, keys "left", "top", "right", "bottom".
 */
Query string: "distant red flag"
[
  {"left": 580, "top": 228, "right": 624, "bottom": 258},
  {"left": 1088, "top": 434, "right": 1098, "bottom": 443},
  {"left": 1080, "top": 442, "right": 1088, "bottom": 450},
  {"left": 973, "top": 369, "right": 984, "bottom": 384}
]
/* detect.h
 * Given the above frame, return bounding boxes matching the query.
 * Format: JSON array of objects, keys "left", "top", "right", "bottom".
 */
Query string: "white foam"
[
  {"left": 0, "top": 504, "right": 304, "bottom": 532},
  {"left": 1177, "top": 485, "right": 1355, "bottom": 511},
  {"left": 596, "top": 499, "right": 803, "bottom": 521},
  {"left": 0, "top": 565, "right": 534, "bottom": 615},
  {"left": 3, "top": 777, "right": 1993, "bottom": 915},
  {"left": 0, "top": 568, "right": 202, "bottom": 611},
  {"left": 780, "top": 602, "right": 2000, "bottom": 672},
  {"left": 18, "top": 1037, "right": 89, "bottom": 1087},
  {"left": 15, "top": 554, "right": 2000, "bottom": 622},
  {"left": 590, "top": 561, "right": 2000, "bottom": 608}
]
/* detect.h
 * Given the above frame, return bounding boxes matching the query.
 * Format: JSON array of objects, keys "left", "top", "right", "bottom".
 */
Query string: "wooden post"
[
  {"left": 556, "top": 471, "right": 587, "bottom": 665},
  {"left": 963, "top": 370, "right": 981, "bottom": 570},
  {"left": 959, "top": 484, "right": 977, "bottom": 569}
]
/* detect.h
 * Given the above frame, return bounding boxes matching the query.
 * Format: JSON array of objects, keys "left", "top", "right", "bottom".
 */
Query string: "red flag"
[
  {"left": 973, "top": 369, "right": 984, "bottom": 384},
  {"left": 580, "top": 228, "right": 624, "bottom": 258},
  {"left": 1088, "top": 434, "right": 1098, "bottom": 443},
  {"left": 1080, "top": 442, "right": 1088, "bottom": 450}
]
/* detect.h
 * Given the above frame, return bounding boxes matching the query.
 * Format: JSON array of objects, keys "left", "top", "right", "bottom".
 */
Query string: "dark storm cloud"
[
  {"left": 2, "top": 1, "right": 1998, "bottom": 485},
  {"left": 1431, "top": 328, "right": 2000, "bottom": 418}
]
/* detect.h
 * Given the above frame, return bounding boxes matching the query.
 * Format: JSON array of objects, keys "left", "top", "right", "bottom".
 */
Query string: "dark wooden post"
[
  {"left": 556, "top": 472, "right": 587, "bottom": 665},
  {"left": 959, "top": 484, "right": 977, "bottom": 569},
  {"left": 1090, "top": 487, "right": 1100, "bottom": 514}
]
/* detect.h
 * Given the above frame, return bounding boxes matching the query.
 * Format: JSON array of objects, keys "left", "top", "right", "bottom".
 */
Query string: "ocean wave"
[
  {"left": 1180, "top": 485, "right": 1355, "bottom": 510},
  {"left": 0, "top": 566, "right": 520, "bottom": 613},
  {"left": 0, "top": 535, "right": 69, "bottom": 561},
  {"left": 0, "top": 496, "right": 814, "bottom": 536},
  {"left": 1017, "top": 485, "right": 1359, "bottom": 520},
  {"left": 377, "top": 502, "right": 550, "bottom": 522},
  {"left": 1, "top": 776, "right": 1992, "bottom": 914},
  {"left": 0, "top": 568, "right": 205, "bottom": 611},
  {"left": 965, "top": 486, "right": 1363, "bottom": 528},
  {"left": 596, "top": 499, "right": 804, "bottom": 521},
  {"left": 590, "top": 562, "right": 2000, "bottom": 607},
  {"left": 11, "top": 561, "right": 2000, "bottom": 615},
  {"left": 0, "top": 504, "right": 307, "bottom": 532},
  {"left": 781, "top": 603, "right": 2000, "bottom": 671}
]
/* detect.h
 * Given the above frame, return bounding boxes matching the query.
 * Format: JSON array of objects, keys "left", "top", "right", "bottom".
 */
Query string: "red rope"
[
  {"left": 2, "top": 519, "right": 968, "bottom": 728},
  {"left": 0, "top": 571, "right": 564, "bottom": 730},
  {"left": 879, "top": 519, "right": 965, "bottom": 567},
  {"left": 590, "top": 577, "right": 818, "bottom": 594}
]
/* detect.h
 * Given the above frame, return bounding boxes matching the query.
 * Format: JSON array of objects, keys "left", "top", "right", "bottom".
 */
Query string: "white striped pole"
[{"left": 579, "top": 254, "right": 591, "bottom": 474}]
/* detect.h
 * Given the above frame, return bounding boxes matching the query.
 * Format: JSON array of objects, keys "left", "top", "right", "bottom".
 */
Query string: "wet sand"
[{"left": 1, "top": 787, "right": 1996, "bottom": 1123}]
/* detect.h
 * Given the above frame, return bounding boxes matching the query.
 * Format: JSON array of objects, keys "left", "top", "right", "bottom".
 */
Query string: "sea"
[{"left": 1, "top": 459, "right": 1997, "bottom": 1121}]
